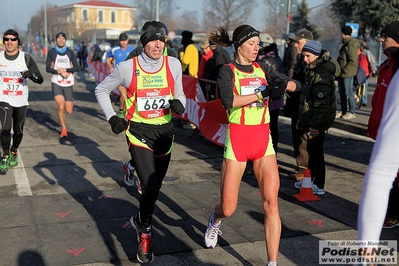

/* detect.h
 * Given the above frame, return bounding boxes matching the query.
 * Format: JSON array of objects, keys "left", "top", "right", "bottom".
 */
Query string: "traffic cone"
[{"left": 293, "top": 168, "right": 320, "bottom": 202}]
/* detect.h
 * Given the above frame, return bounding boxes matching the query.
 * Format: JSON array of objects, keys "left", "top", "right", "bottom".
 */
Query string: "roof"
[{"left": 57, "top": 1, "right": 134, "bottom": 9}]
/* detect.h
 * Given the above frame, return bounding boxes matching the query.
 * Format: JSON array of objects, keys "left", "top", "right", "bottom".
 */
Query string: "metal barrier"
[{"left": 198, "top": 78, "right": 219, "bottom": 101}]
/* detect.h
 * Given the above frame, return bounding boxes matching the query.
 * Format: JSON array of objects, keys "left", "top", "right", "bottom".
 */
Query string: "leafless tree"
[
  {"left": 262, "top": 0, "right": 287, "bottom": 38},
  {"left": 133, "top": 0, "right": 176, "bottom": 29},
  {"left": 309, "top": 2, "right": 341, "bottom": 58},
  {"left": 176, "top": 11, "right": 200, "bottom": 32},
  {"left": 203, "top": 0, "right": 256, "bottom": 31}
]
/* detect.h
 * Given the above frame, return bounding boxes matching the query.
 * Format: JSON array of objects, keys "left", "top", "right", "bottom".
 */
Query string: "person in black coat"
[{"left": 295, "top": 41, "right": 340, "bottom": 195}]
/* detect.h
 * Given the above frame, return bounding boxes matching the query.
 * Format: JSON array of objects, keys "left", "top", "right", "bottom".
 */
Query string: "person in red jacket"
[{"left": 367, "top": 20, "right": 399, "bottom": 228}]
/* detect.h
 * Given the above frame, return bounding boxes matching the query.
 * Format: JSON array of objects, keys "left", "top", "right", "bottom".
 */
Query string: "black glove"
[
  {"left": 169, "top": 99, "right": 185, "bottom": 115},
  {"left": 108, "top": 115, "right": 127, "bottom": 134},
  {"left": 260, "top": 88, "right": 269, "bottom": 98},
  {"left": 21, "top": 71, "right": 32, "bottom": 79},
  {"left": 269, "top": 81, "right": 287, "bottom": 101}
]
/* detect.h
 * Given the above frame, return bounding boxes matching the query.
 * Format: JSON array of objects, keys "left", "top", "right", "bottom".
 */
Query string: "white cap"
[
  {"left": 103, "top": 42, "right": 111, "bottom": 51},
  {"left": 260, "top": 33, "right": 273, "bottom": 48}
]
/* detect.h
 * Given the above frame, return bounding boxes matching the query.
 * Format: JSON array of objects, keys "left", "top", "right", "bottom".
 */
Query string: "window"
[
  {"left": 111, "top": 10, "right": 116, "bottom": 23},
  {"left": 123, "top": 11, "right": 129, "bottom": 23},
  {"left": 82, "top": 9, "right": 88, "bottom": 22},
  {"left": 98, "top": 10, "right": 103, "bottom": 23}
]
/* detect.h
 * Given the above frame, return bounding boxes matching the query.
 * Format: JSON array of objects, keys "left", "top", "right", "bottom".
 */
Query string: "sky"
[{"left": 0, "top": 0, "right": 323, "bottom": 34}]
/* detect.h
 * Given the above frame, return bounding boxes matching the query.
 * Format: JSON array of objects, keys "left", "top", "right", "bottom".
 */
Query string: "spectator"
[
  {"left": 283, "top": 32, "right": 297, "bottom": 78},
  {"left": 101, "top": 43, "right": 111, "bottom": 63},
  {"left": 293, "top": 41, "right": 340, "bottom": 195},
  {"left": 91, "top": 44, "right": 104, "bottom": 62},
  {"left": 336, "top": 25, "right": 361, "bottom": 120},
  {"left": 203, "top": 40, "right": 231, "bottom": 99},
  {"left": 95, "top": 21, "right": 186, "bottom": 263},
  {"left": 198, "top": 38, "right": 214, "bottom": 79},
  {"left": 203, "top": 24, "right": 300, "bottom": 266},
  {"left": 0, "top": 29, "right": 44, "bottom": 172},
  {"left": 198, "top": 38, "right": 214, "bottom": 98},
  {"left": 78, "top": 41, "right": 88, "bottom": 69},
  {"left": 365, "top": 20, "right": 399, "bottom": 230},
  {"left": 165, "top": 40, "right": 179, "bottom": 58},
  {"left": 179, "top": 30, "right": 199, "bottom": 78},
  {"left": 256, "top": 36, "right": 285, "bottom": 155},
  {"left": 358, "top": 41, "right": 377, "bottom": 106},
  {"left": 284, "top": 29, "right": 313, "bottom": 181}
]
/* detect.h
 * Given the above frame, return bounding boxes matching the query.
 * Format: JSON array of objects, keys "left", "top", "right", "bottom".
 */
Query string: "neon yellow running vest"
[
  {"left": 126, "top": 56, "right": 175, "bottom": 125},
  {"left": 228, "top": 62, "right": 270, "bottom": 125}
]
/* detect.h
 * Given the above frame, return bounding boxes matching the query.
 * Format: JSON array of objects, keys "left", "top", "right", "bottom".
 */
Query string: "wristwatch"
[{"left": 254, "top": 88, "right": 263, "bottom": 103}]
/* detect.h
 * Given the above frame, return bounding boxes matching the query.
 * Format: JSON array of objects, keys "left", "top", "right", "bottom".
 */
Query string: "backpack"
[
  {"left": 353, "top": 65, "right": 367, "bottom": 88},
  {"left": 358, "top": 53, "right": 371, "bottom": 77}
]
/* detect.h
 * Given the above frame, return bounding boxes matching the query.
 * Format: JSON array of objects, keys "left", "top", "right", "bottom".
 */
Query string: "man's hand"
[
  {"left": 21, "top": 71, "right": 32, "bottom": 79},
  {"left": 108, "top": 115, "right": 127, "bottom": 134},
  {"left": 169, "top": 99, "right": 185, "bottom": 115},
  {"left": 308, "top": 127, "right": 319, "bottom": 140}
]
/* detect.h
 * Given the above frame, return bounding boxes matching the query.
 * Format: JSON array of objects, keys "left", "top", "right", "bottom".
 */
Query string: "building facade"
[{"left": 47, "top": 0, "right": 136, "bottom": 43}]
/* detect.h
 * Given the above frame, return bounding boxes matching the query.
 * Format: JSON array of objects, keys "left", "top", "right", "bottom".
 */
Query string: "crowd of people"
[{"left": 1, "top": 18, "right": 398, "bottom": 265}]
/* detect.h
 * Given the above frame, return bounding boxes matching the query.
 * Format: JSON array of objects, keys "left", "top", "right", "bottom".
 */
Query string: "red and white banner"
[
  {"left": 89, "top": 61, "right": 228, "bottom": 146},
  {"left": 177, "top": 76, "right": 228, "bottom": 146}
]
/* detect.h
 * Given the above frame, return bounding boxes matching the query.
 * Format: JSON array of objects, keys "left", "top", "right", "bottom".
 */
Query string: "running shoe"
[
  {"left": 0, "top": 155, "right": 9, "bottom": 172},
  {"left": 204, "top": 213, "right": 222, "bottom": 248},
  {"left": 60, "top": 128, "right": 68, "bottom": 138},
  {"left": 9, "top": 152, "right": 18, "bottom": 167},
  {"left": 122, "top": 161, "right": 135, "bottom": 187},
  {"left": 122, "top": 161, "right": 142, "bottom": 194},
  {"left": 130, "top": 213, "right": 154, "bottom": 263},
  {"left": 342, "top": 113, "right": 356, "bottom": 120},
  {"left": 335, "top": 111, "right": 343, "bottom": 118},
  {"left": 383, "top": 217, "right": 399, "bottom": 229}
]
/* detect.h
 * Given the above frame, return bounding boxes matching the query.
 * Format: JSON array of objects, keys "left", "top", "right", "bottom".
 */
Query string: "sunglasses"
[{"left": 3, "top": 37, "right": 18, "bottom": 42}]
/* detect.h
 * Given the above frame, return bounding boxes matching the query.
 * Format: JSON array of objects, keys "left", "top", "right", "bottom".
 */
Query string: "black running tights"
[
  {"left": 128, "top": 144, "right": 171, "bottom": 228},
  {"left": 0, "top": 102, "right": 27, "bottom": 155}
]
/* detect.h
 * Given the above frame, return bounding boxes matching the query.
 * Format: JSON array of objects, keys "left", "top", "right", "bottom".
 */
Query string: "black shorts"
[{"left": 52, "top": 83, "right": 74, "bottom": 101}]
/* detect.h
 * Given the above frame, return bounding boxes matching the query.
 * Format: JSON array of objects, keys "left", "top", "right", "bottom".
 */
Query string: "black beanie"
[
  {"left": 3, "top": 29, "right": 20, "bottom": 45},
  {"left": 56, "top": 32, "right": 67, "bottom": 39},
  {"left": 382, "top": 21, "right": 399, "bottom": 43},
  {"left": 140, "top": 21, "right": 166, "bottom": 47},
  {"left": 341, "top": 25, "right": 352, "bottom": 36},
  {"left": 142, "top": 21, "right": 168, "bottom": 35}
]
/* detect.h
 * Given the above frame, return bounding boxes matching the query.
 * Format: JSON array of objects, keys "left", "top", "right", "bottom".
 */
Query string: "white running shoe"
[
  {"left": 122, "top": 161, "right": 135, "bottom": 187},
  {"left": 294, "top": 181, "right": 302, "bottom": 189},
  {"left": 312, "top": 183, "right": 326, "bottom": 195},
  {"left": 122, "top": 161, "right": 142, "bottom": 194},
  {"left": 204, "top": 213, "right": 222, "bottom": 248}
]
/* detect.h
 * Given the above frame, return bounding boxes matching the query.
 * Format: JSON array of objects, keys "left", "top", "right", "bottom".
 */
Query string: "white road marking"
[{"left": 13, "top": 152, "right": 32, "bottom": 196}]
